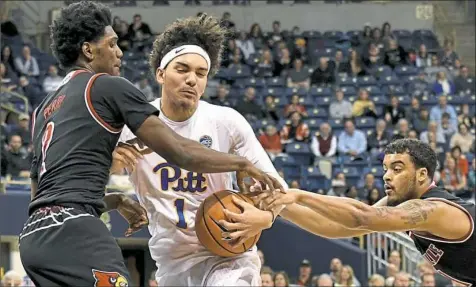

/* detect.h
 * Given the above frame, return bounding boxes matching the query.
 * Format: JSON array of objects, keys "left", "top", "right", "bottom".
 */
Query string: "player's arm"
[{"left": 30, "top": 179, "right": 38, "bottom": 201}]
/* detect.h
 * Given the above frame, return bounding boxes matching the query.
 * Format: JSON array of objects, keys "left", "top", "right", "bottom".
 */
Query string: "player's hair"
[
  {"left": 149, "top": 13, "right": 227, "bottom": 77},
  {"left": 384, "top": 139, "right": 438, "bottom": 179},
  {"left": 50, "top": 1, "right": 112, "bottom": 69}
]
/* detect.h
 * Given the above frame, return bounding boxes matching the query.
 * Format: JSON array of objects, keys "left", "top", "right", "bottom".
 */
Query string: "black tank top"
[{"left": 408, "top": 187, "right": 475, "bottom": 286}]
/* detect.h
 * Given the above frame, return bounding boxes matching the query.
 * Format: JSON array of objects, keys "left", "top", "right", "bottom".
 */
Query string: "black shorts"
[{"left": 19, "top": 205, "right": 130, "bottom": 287}]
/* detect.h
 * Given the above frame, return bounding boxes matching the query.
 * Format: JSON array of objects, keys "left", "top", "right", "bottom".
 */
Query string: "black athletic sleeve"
[
  {"left": 30, "top": 153, "right": 38, "bottom": 180},
  {"left": 89, "top": 74, "right": 160, "bottom": 133}
]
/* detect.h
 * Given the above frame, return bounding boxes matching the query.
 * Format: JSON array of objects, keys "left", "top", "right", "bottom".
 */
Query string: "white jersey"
[{"left": 118, "top": 99, "right": 287, "bottom": 279}]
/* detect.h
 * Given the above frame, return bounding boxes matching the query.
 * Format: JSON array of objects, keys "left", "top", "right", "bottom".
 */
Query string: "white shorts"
[{"left": 156, "top": 252, "right": 261, "bottom": 287}]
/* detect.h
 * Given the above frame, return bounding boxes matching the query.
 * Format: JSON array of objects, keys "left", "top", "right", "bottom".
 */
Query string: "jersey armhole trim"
[
  {"left": 84, "top": 73, "right": 122, "bottom": 134},
  {"left": 31, "top": 107, "right": 38, "bottom": 140}
]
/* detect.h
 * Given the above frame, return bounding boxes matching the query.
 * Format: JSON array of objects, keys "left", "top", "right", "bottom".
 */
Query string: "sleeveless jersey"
[
  {"left": 118, "top": 99, "right": 287, "bottom": 278},
  {"left": 408, "top": 187, "right": 475, "bottom": 286},
  {"left": 29, "top": 70, "right": 159, "bottom": 215}
]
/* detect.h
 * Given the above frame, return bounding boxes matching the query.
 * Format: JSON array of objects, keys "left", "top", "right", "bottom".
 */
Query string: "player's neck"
[
  {"left": 416, "top": 179, "right": 435, "bottom": 198},
  {"left": 160, "top": 100, "right": 196, "bottom": 122}
]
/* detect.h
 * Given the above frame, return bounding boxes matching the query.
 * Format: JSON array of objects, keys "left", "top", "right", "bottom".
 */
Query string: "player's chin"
[{"left": 111, "top": 66, "right": 121, "bottom": 76}]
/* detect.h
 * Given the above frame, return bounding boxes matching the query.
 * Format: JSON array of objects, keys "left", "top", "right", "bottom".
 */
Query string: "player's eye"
[{"left": 110, "top": 277, "right": 117, "bottom": 283}]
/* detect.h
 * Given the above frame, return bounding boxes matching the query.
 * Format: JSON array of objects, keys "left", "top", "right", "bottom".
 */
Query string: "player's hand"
[
  {"left": 219, "top": 196, "right": 273, "bottom": 247},
  {"left": 117, "top": 196, "right": 149, "bottom": 237},
  {"left": 238, "top": 164, "right": 285, "bottom": 194},
  {"left": 110, "top": 143, "right": 143, "bottom": 174},
  {"left": 259, "top": 189, "right": 303, "bottom": 210}
]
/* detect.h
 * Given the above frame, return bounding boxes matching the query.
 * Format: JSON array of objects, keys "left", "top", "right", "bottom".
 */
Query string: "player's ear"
[
  {"left": 417, "top": 167, "right": 428, "bottom": 183},
  {"left": 82, "top": 42, "right": 94, "bottom": 61},
  {"left": 156, "top": 68, "right": 165, "bottom": 85}
]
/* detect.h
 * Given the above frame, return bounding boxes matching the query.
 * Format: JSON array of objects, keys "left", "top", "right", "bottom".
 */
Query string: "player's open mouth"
[
  {"left": 384, "top": 184, "right": 393, "bottom": 194},
  {"left": 181, "top": 90, "right": 196, "bottom": 97}
]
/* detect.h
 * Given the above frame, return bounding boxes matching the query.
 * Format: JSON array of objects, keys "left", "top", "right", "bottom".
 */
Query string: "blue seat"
[
  {"left": 302, "top": 30, "right": 322, "bottom": 38},
  {"left": 340, "top": 86, "right": 357, "bottom": 97},
  {"left": 382, "top": 85, "right": 406, "bottom": 96},
  {"left": 346, "top": 30, "right": 362, "bottom": 38},
  {"left": 309, "top": 87, "right": 332, "bottom": 98},
  {"left": 358, "top": 76, "right": 378, "bottom": 86},
  {"left": 393, "top": 29, "right": 412, "bottom": 38},
  {"left": 308, "top": 108, "right": 328, "bottom": 119},
  {"left": 372, "top": 65, "right": 393, "bottom": 78},
  {"left": 286, "top": 143, "right": 313, "bottom": 166},
  {"left": 379, "top": 75, "right": 400, "bottom": 86},
  {"left": 337, "top": 76, "right": 358, "bottom": 87},
  {"left": 363, "top": 166, "right": 385, "bottom": 177},
  {"left": 356, "top": 117, "right": 376, "bottom": 129},
  {"left": 285, "top": 87, "right": 308, "bottom": 97},
  {"left": 264, "top": 87, "right": 286, "bottom": 97},
  {"left": 361, "top": 85, "right": 381, "bottom": 95},
  {"left": 397, "top": 95, "right": 412, "bottom": 105},
  {"left": 329, "top": 118, "right": 344, "bottom": 129},
  {"left": 316, "top": 97, "right": 332, "bottom": 107},
  {"left": 394, "top": 65, "right": 419, "bottom": 77},
  {"left": 214, "top": 68, "right": 229, "bottom": 81},
  {"left": 323, "top": 30, "right": 344, "bottom": 39},
  {"left": 273, "top": 155, "right": 297, "bottom": 170},
  {"left": 246, "top": 77, "right": 266, "bottom": 89},
  {"left": 420, "top": 95, "right": 438, "bottom": 106},
  {"left": 273, "top": 96, "right": 288, "bottom": 109},
  {"left": 228, "top": 65, "right": 252, "bottom": 80},
  {"left": 306, "top": 118, "right": 323, "bottom": 130},
  {"left": 334, "top": 166, "right": 359, "bottom": 177},
  {"left": 266, "top": 77, "right": 286, "bottom": 87}
]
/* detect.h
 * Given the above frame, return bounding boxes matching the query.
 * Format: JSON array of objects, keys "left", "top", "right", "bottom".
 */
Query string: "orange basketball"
[{"left": 195, "top": 190, "right": 262, "bottom": 257}]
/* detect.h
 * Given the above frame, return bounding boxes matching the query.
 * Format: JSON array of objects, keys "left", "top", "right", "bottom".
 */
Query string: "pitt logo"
[
  {"left": 153, "top": 162, "right": 207, "bottom": 193},
  {"left": 92, "top": 269, "right": 128, "bottom": 287},
  {"left": 424, "top": 244, "right": 444, "bottom": 265}
]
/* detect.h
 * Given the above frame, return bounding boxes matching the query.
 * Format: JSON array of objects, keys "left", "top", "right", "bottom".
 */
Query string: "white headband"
[{"left": 159, "top": 45, "right": 211, "bottom": 73}]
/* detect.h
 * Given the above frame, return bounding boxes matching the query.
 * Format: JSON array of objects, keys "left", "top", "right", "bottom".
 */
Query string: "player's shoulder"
[
  {"left": 199, "top": 101, "right": 244, "bottom": 122},
  {"left": 93, "top": 74, "right": 136, "bottom": 90}
]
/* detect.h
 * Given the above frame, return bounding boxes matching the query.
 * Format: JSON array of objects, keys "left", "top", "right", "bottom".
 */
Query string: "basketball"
[{"left": 195, "top": 190, "right": 262, "bottom": 257}]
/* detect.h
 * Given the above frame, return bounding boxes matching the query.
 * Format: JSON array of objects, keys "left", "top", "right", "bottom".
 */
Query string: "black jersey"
[
  {"left": 408, "top": 187, "right": 475, "bottom": 286},
  {"left": 29, "top": 70, "right": 159, "bottom": 215}
]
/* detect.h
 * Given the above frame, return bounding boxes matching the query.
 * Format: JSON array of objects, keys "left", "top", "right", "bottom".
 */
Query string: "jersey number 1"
[
  {"left": 40, "top": 122, "right": 55, "bottom": 177},
  {"left": 174, "top": 199, "right": 187, "bottom": 229}
]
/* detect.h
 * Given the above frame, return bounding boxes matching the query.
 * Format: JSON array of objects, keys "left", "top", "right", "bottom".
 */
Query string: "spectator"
[
  {"left": 454, "top": 65, "right": 475, "bottom": 94},
  {"left": 267, "top": 20, "right": 284, "bottom": 48},
  {"left": 11, "top": 113, "right": 31, "bottom": 147},
  {"left": 359, "top": 173, "right": 383, "bottom": 198},
  {"left": 338, "top": 119, "right": 367, "bottom": 157},
  {"left": 430, "top": 95, "right": 457, "bottom": 129},
  {"left": 274, "top": 45, "right": 292, "bottom": 76},
  {"left": 393, "top": 272, "right": 411, "bottom": 287},
  {"left": 128, "top": 14, "right": 152, "bottom": 44},
  {"left": 352, "top": 89, "right": 377, "bottom": 118},
  {"left": 420, "top": 273, "right": 435, "bottom": 287},
  {"left": 329, "top": 49, "right": 347, "bottom": 77},
  {"left": 134, "top": 77, "right": 154, "bottom": 102},
  {"left": 415, "top": 44, "right": 432, "bottom": 68},
  {"left": 293, "top": 37, "right": 308, "bottom": 64},
  {"left": 366, "top": 188, "right": 382, "bottom": 205},
  {"left": 220, "top": 11, "right": 236, "bottom": 30},
  {"left": 259, "top": 125, "right": 283, "bottom": 160},
  {"left": 450, "top": 123, "right": 474, "bottom": 153},
  {"left": 311, "top": 57, "right": 335, "bottom": 87},
  {"left": 384, "top": 95, "right": 406, "bottom": 126},
  {"left": 347, "top": 49, "right": 366, "bottom": 77},
  {"left": 310, "top": 122, "right": 337, "bottom": 159},
  {"left": 234, "top": 87, "right": 264, "bottom": 121},
  {"left": 381, "top": 22, "right": 395, "bottom": 47},
  {"left": 335, "top": 265, "right": 355, "bottom": 287},
  {"left": 14, "top": 45, "right": 40, "bottom": 77},
  {"left": 1, "top": 62, "right": 18, "bottom": 90},
  {"left": 425, "top": 55, "right": 452, "bottom": 83},
  {"left": 4, "top": 134, "right": 32, "bottom": 177},
  {"left": 408, "top": 129, "right": 418, "bottom": 140},
  {"left": 413, "top": 108, "right": 430, "bottom": 135},
  {"left": 1, "top": 45, "right": 17, "bottom": 74},
  {"left": 263, "top": 95, "right": 279, "bottom": 122},
  {"left": 438, "top": 39, "right": 459, "bottom": 67},
  {"left": 42, "top": 65, "right": 64, "bottom": 94},
  {"left": 369, "top": 27, "right": 385, "bottom": 50},
  {"left": 450, "top": 146, "right": 469, "bottom": 176},
  {"left": 440, "top": 157, "right": 467, "bottom": 195},
  {"left": 112, "top": 16, "right": 122, "bottom": 33},
  {"left": 261, "top": 269, "right": 275, "bottom": 287},
  {"left": 406, "top": 97, "right": 420, "bottom": 125},
  {"left": 367, "top": 119, "right": 391, "bottom": 157},
  {"left": 211, "top": 84, "right": 232, "bottom": 108},
  {"left": 284, "top": 94, "right": 307, "bottom": 118},
  {"left": 235, "top": 30, "right": 255, "bottom": 60},
  {"left": 294, "top": 259, "right": 312, "bottom": 287},
  {"left": 254, "top": 49, "right": 275, "bottom": 78},
  {"left": 384, "top": 39, "right": 406, "bottom": 69},
  {"left": 290, "top": 180, "right": 300, "bottom": 188},
  {"left": 329, "top": 88, "right": 352, "bottom": 119},
  {"left": 287, "top": 58, "right": 310, "bottom": 89},
  {"left": 410, "top": 71, "right": 430, "bottom": 97},
  {"left": 376, "top": 250, "right": 401, "bottom": 276},
  {"left": 432, "top": 71, "right": 455, "bottom": 96},
  {"left": 328, "top": 172, "right": 348, "bottom": 197},
  {"left": 274, "top": 271, "right": 290, "bottom": 287},
  {"left": 1, "top": 270, "right": 22, "bottom": 287},
  {"left": 438, "top": 112, "right": 457, "bottom": 140},
  {"left": 458, "top": 104, "right": 474, "bottom": 128},
  {"left": 329, "top": 258, "right": 342, "bottom": 281},
  {"left": 280, "top": 112, "right": 310, "bottom": 143},
  {"left": 368, "top": 274, "right": 385, "bottom": 287},
  {"left": 117, "top": 21, "right": 131, "bottom": 52},
  {"left": 358, "top": 24, "right": 372, "bottom": 48},
  {"left": 258, "top": 249, "right": 265, "bottom": 266},
  {"left": 316, "top": 274, "right": 334, "bottom": 287},
  {"left": 249, "top": 23, "right": 265, "bottom": 50},
  {"left": 420, "top": 121, "right": 446, "bottom": 144},
  {"left": 363, "top": 43, "right": 383, "bottom": 71},
  {"left": 18, "top": 75, "right": 44, "bottom": 109}
]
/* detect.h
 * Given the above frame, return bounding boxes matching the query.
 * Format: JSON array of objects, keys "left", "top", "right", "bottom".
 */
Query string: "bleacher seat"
[
  {"left": 329, "top": 118, "right": 344, "bottom": 129},
  {"left": 302, "top": 30, "right": 322, "bottom": 38},
  {"left": 228, "top": 65, "right": 252, "bottom": 80},
  {"left": 286, "top": 143, "right": 313, "bottom": 166},
  {"left": 379, "top": 75, "right": 400, "bottom": 86},
  {"left": 306, "top": 119, "right": 323, "bottom": 130},
  {"left": 308, "top": 108, "right": 328, "bottom": 119},
  {"left": 394, "top": 65, "right": 418, "bottom": 77},
  {"left": 337, "top": 76, "right": 358, "bottom": 87},
  {"left": 316, "top": 97, "right": 332, "bottom": 107},
  {"left": 285, "top": 87, "right": 308, "bottom": 97},
  {"left": 266, "top": 77, "right": 286, "bottom": 87},
  {"left": 264, "top": 87, "right": 286, "bottom": 97},
  {"left": 356, "top": 117, "right": 376, "bottom": 129},
  {"left": 340, "top": 86, "right": 356, "bottom": 96},
  {"left": 357, "top": 76, "right": 377, "bottom": 86},
  {"left": 274, "top": 155, "right": 301, "bottom": 180},
  {"left": 363, "top": 166, "right": 385, "bottom": 177},
  {"left": 361, "top": 85, "right": 381, "bottom": 95},
  {"left": 309, "top": 87, "right": 332, "bottom": 98}
]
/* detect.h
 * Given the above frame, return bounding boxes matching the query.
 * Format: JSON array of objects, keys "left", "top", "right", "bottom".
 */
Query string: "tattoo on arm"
[{"left": 399, "top": 201, "right": 437, "bottom": 226}]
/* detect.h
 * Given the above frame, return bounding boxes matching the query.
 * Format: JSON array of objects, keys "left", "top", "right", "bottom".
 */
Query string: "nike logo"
[{"left": 175, "top": 48, "right": 185, "bottom": 54}]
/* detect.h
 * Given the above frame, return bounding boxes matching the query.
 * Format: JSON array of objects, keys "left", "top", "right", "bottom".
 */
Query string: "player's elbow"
[{"left": 347, "top": 206, "right": 374, "bottom": 230}]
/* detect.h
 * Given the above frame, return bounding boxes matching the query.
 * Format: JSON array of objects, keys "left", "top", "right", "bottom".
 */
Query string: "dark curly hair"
[
  {"left": 384, "top": 138, "right": 438, "bottom": 179},
  {"left": 149, "top": 14, "right": 227, "bottom": 77},
  {"left": 50, "top": 1, "right": 112, "bottom": 69}
]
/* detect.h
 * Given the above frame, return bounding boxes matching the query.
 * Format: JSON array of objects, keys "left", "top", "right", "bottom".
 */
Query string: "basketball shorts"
[
  {"left": 156, "top": 251, "right": 261, "bottom": 286},
  {"left": 19, "top": 205, "right": 130, "bottom": 287}
]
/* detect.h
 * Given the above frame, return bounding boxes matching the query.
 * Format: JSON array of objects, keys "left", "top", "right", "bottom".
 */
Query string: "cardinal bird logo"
[{"left": 92, "top": 269, "right": 129, "bottom": 287}]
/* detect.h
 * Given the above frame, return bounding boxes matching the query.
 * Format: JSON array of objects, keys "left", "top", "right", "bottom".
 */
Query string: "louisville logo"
[{"left": 92, "top": 269, "right": 128, "bottom": 287}]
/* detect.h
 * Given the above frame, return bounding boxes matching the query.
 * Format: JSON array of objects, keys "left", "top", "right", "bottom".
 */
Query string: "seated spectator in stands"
[
  {"left": 376, "top": 250, "right": 401, "bottom": 276},
  {"left": 43, "top": 65, "right": 64, "bottom": 94},
  {"left": 384, "top": 95, "right": 406, "bottom": 126},
  {"left": 287, "top": 58, "right": 310, "bottom": 89},
  {"left": 274, "top": 271, "right": 290, "bottom": 287},
  {"left": 425, "top": 55, "right": 452, "bottom": 83},
  {"left": 395, "top": 118, "right": 410, "bottom": 138},
  {"left": 263, "top": 95, "right": 279, "bottom": 122},
  {"left": 112, "top": 16, "right": 122, "bottom": 33},
  {"left": 352, "top": 89, "right": 377, "bottom": 118},
  {"left": 235, "top": 30, "right": 255, "bottom": 61},
  {"left": 346, "top": 49, "right": 367, "bottom": 77},
  {"left": 366, "top": 188, "right": 382, "bottom": 206},
  {"left": 384, "top": 39, "right": 406, "bottom": 69},
  {"left": 410, "top": 71, "right": 430, "bottom": 97},
  {"left": 430, "top": 95, "right": 457, "bottom": 128},
  {"left": 117, "top": 21, "right": 131, "bottom": 52},
  {"left": 293, "top": 259, "right": 312, "bottom": 287},
  {"left": 134, "top": 77, "right": 154, "bottom": 102},
  {"left": 293, "top": 38, "right": 308, "bottom": 64},
  {"left": 128, "top": 14, "right": 152, "bottom": 44},
  {"left": 408, "top": 129, "right": 418, "bottom": 140},
  {"left": 440, "top": 157, "right": 467, "bottom": 195},
  {"left": 234, "top": 86, "right": 264, "bottom": 121},
  {"left": 432, "top": 71, "right": 455, "bottom": 96},
  {"left": 454, "top": 65, "right": 474, "bottom": 94},
  {"left": 381, "top": 22, "right": 395, "bottom": 46},
  {"left": 358, "top": 24, "right": 372, "bottom": 49},
  {"left": 1, "top": 270, "right": 22, "bottom": 287},
  {"left": 329, "top": 88, "right": 352, "bottom": 119},
  {"left": 405, "top": 97, "right": 420, "bottom": 124},
  {"left": 415, "top": 44, "right": 432, "bottom": 68},
  {"left": 359, "top": 173, "right": 383, "bottom": 198},
  {"left": 14, "top": 45, "right": 40, "bottom": 77},
  {"left": 368, "top": 274, "right": 385, "bottom": 287},
  {"left": 412, "top": 108, "right": 430, "bottom": 135},
  {"left": 254, "top": 49, "right": 275, "bottom": 78},
  {"left": 259, "top": 125, "right": 283, "bottom": 160},
  {"left": 420, "top": 121, "right": 445, "bottom": 144},
  {"left": 4, "top": 134, "right": 32, "bottom": 178},
  {"left": 222, "top": 40, "right": 239, "bottom": 68},
  {"left": 220, "top": 11, "right": 235, "bottom": 29},
  {"left": 438, "top": 39, "right": 459, "bottom": 67},
  {"left": 451, "top": 145, "right": 469, "bottom": 176},
  {"left": 438, "top": 112, "right": 457, "bottom": 140},
  {"left": 274, "top": 46, "right": 292, "bottom": 77},
  {"left": 335, "top": 265, "right": 355, "bottom": 287},
  {"left": 329, "top": 49, "right": 346, "bottom": 77},
  {"left": 316, "top": 274, "right": 334, "bottom": 287},
  {"left": 458, "top": 104, "right": 474, "bottom": 128},
  {"left": 267, "top": 20, "right": 284, "bottom": 48},
  {"left": 284, "top": 94, "right": 307, "bottom": 118},
  {"left": 1, "top": 45, "right": 18, "bottom": 74},
  {"left": 416, "top": 260, "right": 453, "bottom": 287},
  {"left": 311, "top": 57, "right": 335, "bottom": 87},
  {"left": 18, "top": 75, "right": 43, "bottom": 108},
  {"left": 280, "top": 111, "right": 310, "bottom": 143},
  {"left": 12, "top": 113, "right": 31, "bottom": 148},
  {"left": 211, "top": 84, "right": 232, "bottom": 108},
  {"left": 367, "top": 119, "right": 391, "bottom": 157},
  {"left": 450, "top": 123, "right": 474, "bottom": 153},
  {"left": 0, "top": 63, "right": 18, "bottom": 91},
  {"left": 369, "top": 27, "right": 385, "bottom": 50},
  {"left": 328, "top": 172, "right": 348, "bottom": 197},
  {"left": 393, "top": 272, "right": 411, "bottom": 287},
  {"left": 310, "top": 122, "right": 337, "bottom": 159},
  {"left": 338, "top": 119, "right": 367, "bottom": 157},
  {"left": 420, "top": 273, "right": 435, "bottom": 287},
  {"left": 261, "top": 269, "right": 274, "bottom": 287},
  {"left": 249, "top": 23, "right": 265, "bottom": 50},
  {"left": 363, "top": 43, "right": 383, "bottom": 71}
]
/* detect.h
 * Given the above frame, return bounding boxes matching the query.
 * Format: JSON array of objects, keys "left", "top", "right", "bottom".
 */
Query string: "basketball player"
[
  {"left": 114, "top": 14, "right": 287, "bottom": 286},
  {"left": 232, "top": 139, "right": 475, "bottom": 286},
  {"left": 18, "top": 2, "right": 282, "bottom": 286}
]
